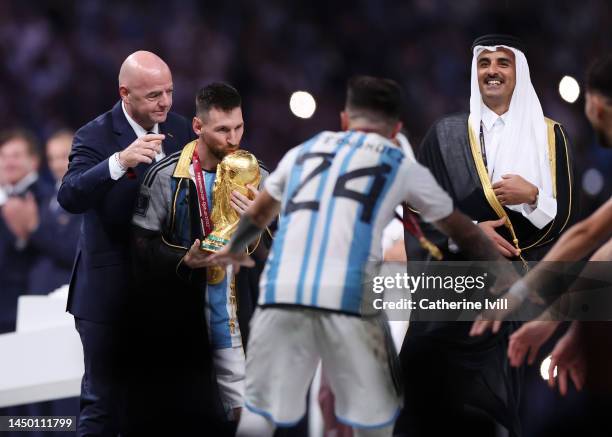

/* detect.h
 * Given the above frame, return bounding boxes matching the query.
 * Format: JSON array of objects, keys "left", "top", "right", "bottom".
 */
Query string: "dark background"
[
  {"left": 1, "top": 1, "right": 611, "bottom": 435},
  {"left": 1, "top": 0, "right": 611, "bottom": 216}
]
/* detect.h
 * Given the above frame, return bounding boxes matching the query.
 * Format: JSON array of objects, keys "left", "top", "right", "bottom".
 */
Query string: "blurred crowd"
[
  {"left": 0, "top": 129, "right": 78, "bottom": 333},
  {"left": 0, "top": 0, "right": 610, "bottom": 215},
  {"left": 0, "top": 1, "right": 611, "bottom": 435}
]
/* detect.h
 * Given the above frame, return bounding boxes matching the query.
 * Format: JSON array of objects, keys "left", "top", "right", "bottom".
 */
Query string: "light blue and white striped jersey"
[
  {"left": 204, "top": 171, "right": 242, "bottom": 349},
  {"left": 260, "top": 130, "right": 453, "bottom": 315}
]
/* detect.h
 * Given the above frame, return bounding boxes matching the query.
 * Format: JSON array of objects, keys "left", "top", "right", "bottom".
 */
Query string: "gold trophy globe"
[{"left": 200, "top": 150, "right": 261, "bottom": 284}]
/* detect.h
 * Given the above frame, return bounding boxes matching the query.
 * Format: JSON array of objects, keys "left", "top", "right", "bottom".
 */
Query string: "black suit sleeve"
[
  {"left": 557, "top": 124, "right": 579, "bottom": 230},
  {"left": 57, "top": 127, "right": 117, "bottom": 214}
]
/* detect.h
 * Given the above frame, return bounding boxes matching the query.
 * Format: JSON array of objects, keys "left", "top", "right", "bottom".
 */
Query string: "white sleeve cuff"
[
  {"left": 521, "top": 191, "right": 556, "bottom": 229},
  {"left": 109, "top": 152, "right": 127, "bottom": 180}
]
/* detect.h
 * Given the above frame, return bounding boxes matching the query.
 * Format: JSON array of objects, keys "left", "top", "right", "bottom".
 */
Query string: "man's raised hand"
[{"left": 118, "top": 133, "right": 164, "bottom": 167}]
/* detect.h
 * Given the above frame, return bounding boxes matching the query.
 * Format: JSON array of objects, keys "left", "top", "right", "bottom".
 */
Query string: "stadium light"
[
  {"left": 540, "top": 355, "right": 558, "bottom": 380},
  {"left": 290, "top": 91, "right": 316, "bottom": 119},
  {"left": 558, "top": 75, "right": 580, "bottom": 103},
  {"left": 582, "top": 168, "right": 604, "bottom": 196}
]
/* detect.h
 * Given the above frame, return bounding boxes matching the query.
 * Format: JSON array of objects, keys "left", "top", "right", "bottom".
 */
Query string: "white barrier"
[{"left": 0, "top": 286, "right": 83, "bottom": 408}]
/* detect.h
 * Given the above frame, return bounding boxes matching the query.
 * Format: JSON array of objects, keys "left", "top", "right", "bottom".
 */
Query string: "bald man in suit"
[{"left": 58, "top": 51, "right": 195, "bottom": 436}]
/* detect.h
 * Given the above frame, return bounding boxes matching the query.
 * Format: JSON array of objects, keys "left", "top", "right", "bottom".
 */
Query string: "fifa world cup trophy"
[{"left": 200, "top": 150, "right": 261, "bottom": 284}]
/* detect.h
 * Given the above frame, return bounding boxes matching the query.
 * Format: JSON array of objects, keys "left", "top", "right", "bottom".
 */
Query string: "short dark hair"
[
  {"left": 0, "top": 128, "right": 41, "bottom": 158},
  {"left": 345, "top": 76, "right": 402, "bottom": 122},
  {"left": 586, "top": 54, "right": 612, "bottom": 100},
  {"left": 196, "top": 82, "right": 242, "bottom": 117}
]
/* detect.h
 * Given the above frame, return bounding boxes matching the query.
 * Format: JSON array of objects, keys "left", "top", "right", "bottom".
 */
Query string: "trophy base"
[
  {"left": 200, "top": 235, "right": 229, "bottom": 285},
  {"left": 200, "top": 234, "right": 229, "bottom": 252}
]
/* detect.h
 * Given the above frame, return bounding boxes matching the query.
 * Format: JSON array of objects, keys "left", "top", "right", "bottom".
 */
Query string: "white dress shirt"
[
  {"left": 480, "top": 104, "right": 556, "bottom": 229},
  {"left": 108, "top": 102, "right": 165, "bottom": 180}
]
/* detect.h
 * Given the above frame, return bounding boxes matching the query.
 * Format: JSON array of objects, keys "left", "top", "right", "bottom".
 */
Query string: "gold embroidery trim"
[
  {"left": 170, "top": 178, "right": 182, "bottom": 235},
  {"left": 557, "top": 124, "right": 573, "bottom": 234},
  {"left": 545, "top": 117, "right": 558, "bottom": 199},
  {"left": 467, "top": 116, "right": 566, "bottom": 256},
  {"left": 467, "top": 115, "right": 521, "bottom": 251},
  {"left": 519, "top": 119, "right": 558, "bottom": 251},
  {"left": 246, "top": 233, "right": 263, "bottom": 255},
  {"left": 521, "top": 119, "right": 572, "bottom": 251},
  {"left": 229, "top": 275, "right": 237, "bottom": 335},
  {"left": 162, "top": 234, "right": 188, "bottom": 250},
  {"left": 173, "top": 140, "right": 198, "bottom": 178}
]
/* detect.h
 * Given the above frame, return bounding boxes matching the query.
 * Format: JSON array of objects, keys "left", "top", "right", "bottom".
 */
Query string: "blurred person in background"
[
  {"left": 0, "top": 130, "right": 79, "bottom": 437},
  {"left": 0, "top": 129, "right": 52, "bottom": 334},
  {"left": 26, "top": 129, "right": 81, "bottom": 294},
  {"left": 57, "top": 50, "right": 194, "bottom": 436}
]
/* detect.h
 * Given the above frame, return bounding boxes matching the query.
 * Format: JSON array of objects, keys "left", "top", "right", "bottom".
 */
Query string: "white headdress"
[{"left": 469, "top": 45, "right": 553, "bottom": 203}]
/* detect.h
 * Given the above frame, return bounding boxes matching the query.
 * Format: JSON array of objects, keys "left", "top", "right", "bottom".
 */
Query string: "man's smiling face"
[{"left": 477, "top": 48, "right": 516, "bottom": 112}]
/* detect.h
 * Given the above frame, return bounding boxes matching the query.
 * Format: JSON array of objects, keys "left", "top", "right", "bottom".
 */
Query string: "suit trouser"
[{"left": 75, "top": 318, "right": 126, "bottom": 437}]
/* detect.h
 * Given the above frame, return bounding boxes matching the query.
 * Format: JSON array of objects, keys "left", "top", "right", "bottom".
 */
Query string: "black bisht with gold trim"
[
  {"left": 395, "top": 112, "right": 577, "bottom": 437},
  {"left": 416, "top": 112, "right": 577, "bottom": 262}
]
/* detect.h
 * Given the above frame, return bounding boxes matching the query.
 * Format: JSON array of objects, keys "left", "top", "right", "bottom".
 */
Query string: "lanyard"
[
  {"left": 479, "top": 122, "right": 489, "bottom": 171},
  {"left": 191, "top": 149, "right": 213, "bottom": 236}
]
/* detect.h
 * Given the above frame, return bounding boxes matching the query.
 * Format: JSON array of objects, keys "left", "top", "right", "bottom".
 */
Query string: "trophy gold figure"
[{"left": 200, "top": 150, "right": 261, "bottom": 284}]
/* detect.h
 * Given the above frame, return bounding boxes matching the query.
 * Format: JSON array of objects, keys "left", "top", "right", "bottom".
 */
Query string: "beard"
[
  {"left": 209, "top": 143, "right": 239, "bottom": 161},
  {"left": 209, "top": 146, "right": 227, "bottom": 161}
]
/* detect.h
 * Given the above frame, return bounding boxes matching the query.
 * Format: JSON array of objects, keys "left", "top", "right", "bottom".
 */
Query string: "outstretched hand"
[
  {"left": 507, "top": 320, "right": 560, "bottom": 367},
  {"left": 208, "top": 245, "right": 255, "bottom": 274},
  {"left": 548, "top": 321, "right": 586, "bottom": 396},
  {"left": 469, "top": 292, "right": 523, "bottom": 337}
]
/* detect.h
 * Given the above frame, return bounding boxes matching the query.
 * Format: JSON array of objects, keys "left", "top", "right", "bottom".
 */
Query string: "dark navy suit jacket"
[{"left": 58, "top": 101, "right": 194, "bottom": 324}]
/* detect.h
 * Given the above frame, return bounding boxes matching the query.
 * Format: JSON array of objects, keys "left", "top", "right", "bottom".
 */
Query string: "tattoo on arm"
[
  {"left": 434, "top": 210, "right": 506, "bottom": 261},
  {"left": 228, "top": 215, "right": 264, "bottom": 254}
]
